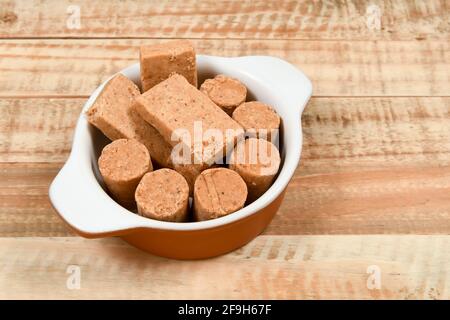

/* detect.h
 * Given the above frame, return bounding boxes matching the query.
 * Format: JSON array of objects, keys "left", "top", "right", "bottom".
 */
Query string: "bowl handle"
[
  {"left": 49, "top": 156, "right": 144, "bottom": 238},
  {"left": 215, "top": 55, "right": 312, "bottom": 117}
]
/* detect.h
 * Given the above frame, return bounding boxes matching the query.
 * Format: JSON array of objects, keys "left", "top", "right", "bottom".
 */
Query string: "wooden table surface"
[{"left": 0, "top": 0, "right": 449, "bottom": 299}]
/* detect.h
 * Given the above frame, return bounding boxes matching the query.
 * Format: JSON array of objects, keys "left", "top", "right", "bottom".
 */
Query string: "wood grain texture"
[
  {"left": 1, "top": 0, "right": 449, "bottom": 301},
  {"left": 2, "top": 161, "right": 449, "bottom": 237},
  {"left": 0, "top": 98, "right": 82, "bottom": 162},
  {"left": 0, "top": 39, "right": 448, "bottom": 97},
  {"left": 0, "top": 0, "right": 448, "bottom": 40},
  {"left": 0, "top": 236, "right": 448, "bottom": 299},
  {"left": 301, "top": 97, "right": 450, "bottom": 169},
  {"left": 0, "top": 163, "right": 72, "bottom": 237},
  {"left": 2, "top": 97, "right": 449, "bottom": 164},
  {"left": 1, "top": 96, "right": 449, "bottom": 236}
]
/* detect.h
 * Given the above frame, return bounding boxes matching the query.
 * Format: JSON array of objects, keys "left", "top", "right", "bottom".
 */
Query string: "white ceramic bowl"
[{"left": 49, "top": 55, "right": 312, "bottom": 259}]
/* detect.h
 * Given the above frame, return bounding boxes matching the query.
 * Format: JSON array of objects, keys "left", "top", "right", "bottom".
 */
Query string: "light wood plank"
[
  {"left": 2, "top": 97, "right": 449, "bottom": 164},
  {"left": 0, "top": 39, "right": 448, "bottom": 97},
  {"left": 275, "top": 165, "right": 450, "bottom": 234},
  {"left": 301, "top": 97, "right": 450, "bottom": 170},
  {"left": 0, "top": 0, "right": 448, "bottom": 40},
  {"left": 0, "top": 98, "right": 82, "bottom": 163},
  {"left": 0, "top": 236, "right": 448, "bottom": 299},
  {"left": 0, "top": 163, "right": 72, "bottom": 237},
  {"left": 1, "top": 97, "right": 450, "bottom": 236},
  {"left": 2, "top": 162, "right": 450, "bottom": 237}
]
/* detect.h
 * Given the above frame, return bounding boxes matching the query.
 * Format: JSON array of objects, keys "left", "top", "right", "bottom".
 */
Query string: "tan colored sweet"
[
  {"left": 135, "top": 169, "right": 189, "bottom": 222},
  {"left": 86, "top": 73, "right": 172, "bottom": 167},
  {"left": 229, "top": 138, "right": 281, "bottom": 202},
  {"left": 232, "top": 101, "right": 280, "bottom": 141},
  {"left": 200, "top": 75, "right": 247, "bottom": 115},
  {"left": 98, "top": 139, "right": 152, "bottom": 208},
  {"left": 193, "top": 168, "right": 247, "bottom": 221},
  {"left": 140, "top": 40, "right": 197, "bottom": 92},
  {"left": 134, "top": 73, "right": 244, "bottom": 166}
]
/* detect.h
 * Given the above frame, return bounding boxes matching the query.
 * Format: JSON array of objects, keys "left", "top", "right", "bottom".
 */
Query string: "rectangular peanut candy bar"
[
  {"left": 140, "top": 40, "right": 197, "bottom": 92},
  {"left": 86, "top": 73, "right": 172, "bottom": 167},
  {"left": 134, "top": 73, "right": 244, "bottom": 167}
]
